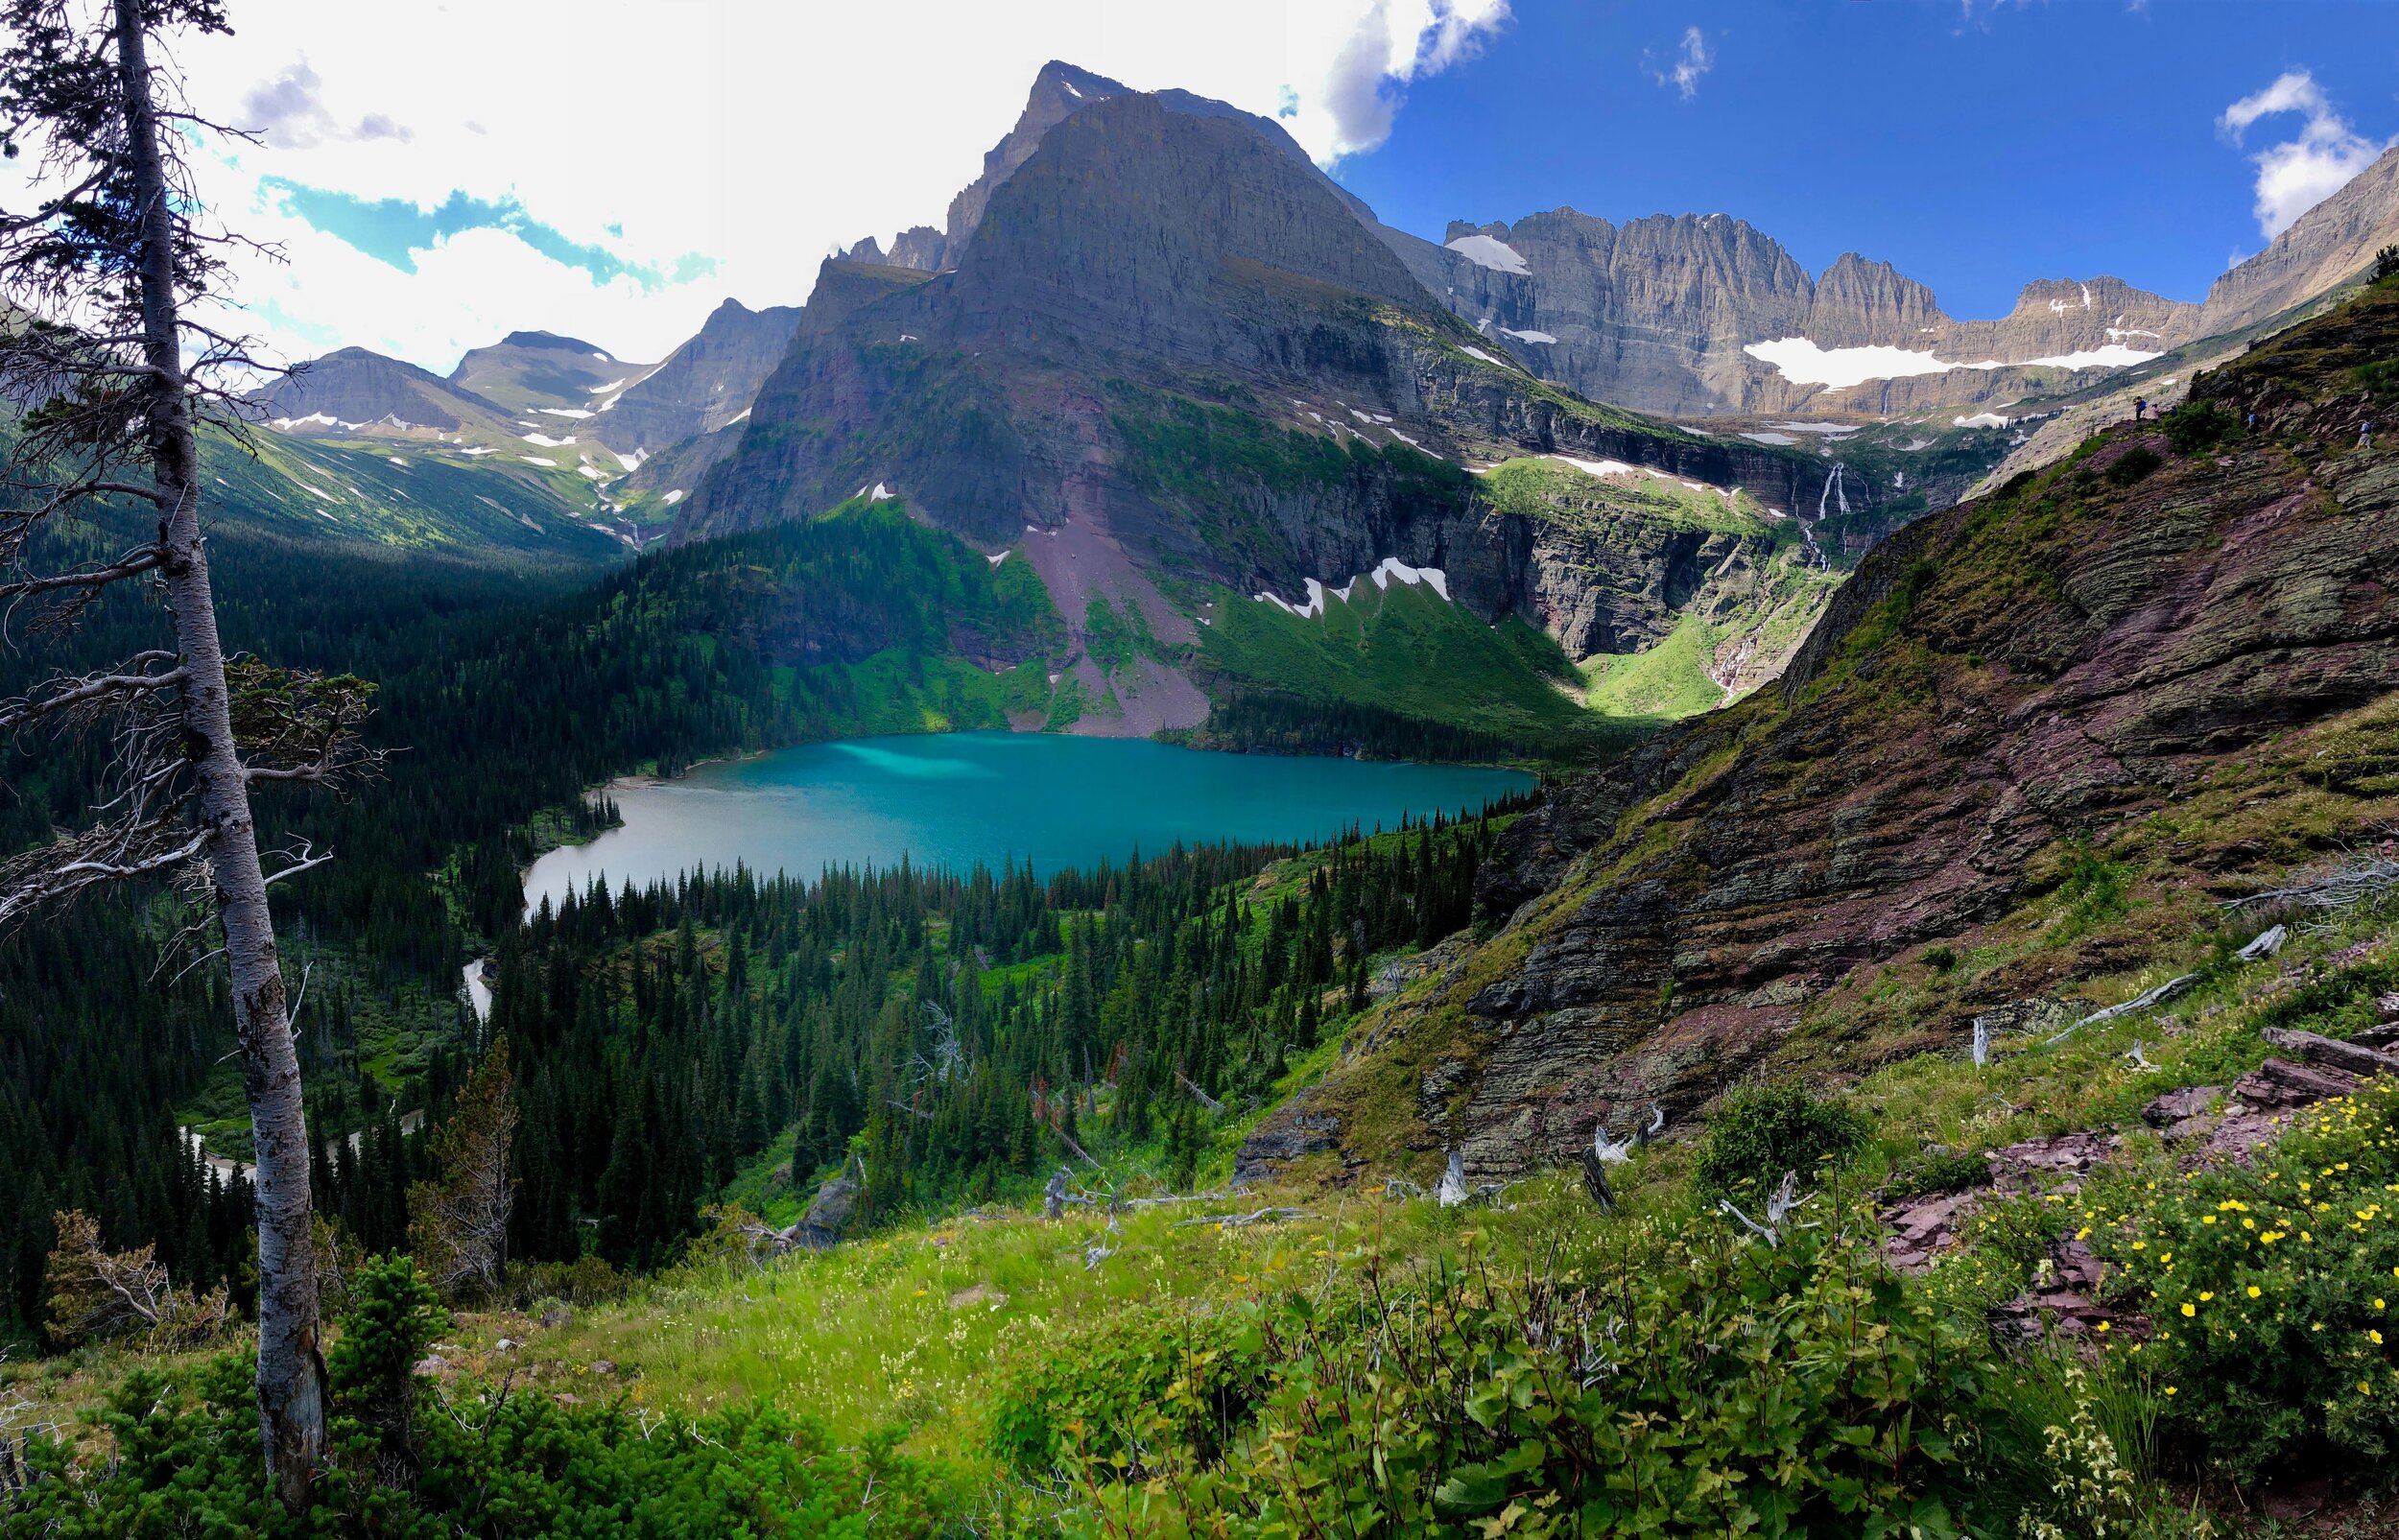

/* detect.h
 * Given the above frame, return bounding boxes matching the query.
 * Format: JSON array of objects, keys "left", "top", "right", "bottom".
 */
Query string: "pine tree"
[{"left": 406, "top": 1042, "right": 518, "bottom": 1301}]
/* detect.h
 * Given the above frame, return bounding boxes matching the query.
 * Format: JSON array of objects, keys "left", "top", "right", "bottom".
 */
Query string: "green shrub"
[
  {"left": 1885, "top": 1149, "right": 1989, "bottom": 1202},
  {"left": 2352, "top": 357, "right": 2399, "bottom": 404},
  {"left": 1056, "top": 1217, "right": 1994, "bottom": 1538},
  {"left": 326, "top": 1252, "right": 444, "bottom": 1479},
  {"left": 2160, "top": 402, "right": 2234, "bottom": 455},
  {"left": 986, "top": 1300, "right": 1277, "bottom": 1479},
  {"left": 2054, "top": 837, "right": 2131, "bottom": 937},
  {"left": 2375, "top": 243, "right": 2399, "bottom": 284},
  {"left": 1922, "top": 944, "right": 1958, "bottom": 972},
  {"left": 2104, "top": 445, "right": 2164, "bottom": 487},
  {"left": 1693, "top": 1078, "right": 1871, "bottom": 1196},
  {"left": 2086, "top": 1078, "right": 2399, "bottom": 1484},
  {"left": 508, "top": 1250, "right": 630, "bottom": 1307}
]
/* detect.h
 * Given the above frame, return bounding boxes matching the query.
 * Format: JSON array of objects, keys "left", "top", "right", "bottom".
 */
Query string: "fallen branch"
[
  {"left": 1056, "top": 1128, "right": 1102, "bottom": 1170},
  {"left": 2262, "top": 1026, "right": 2399, "bottom": 1080},
  {"left": 2045, "top": 974, "right": 2201, "bottom": 1046},
  {"left": 1175, "top": 1207, "right": 1311, "bottom": 1229},
  {"left": 2237, "top": 924, "right": 2289, "bottom": 961},
  {"left": 1717, "top": 1171, "right": 1813, "bottom": 1247},
  {"left": 1176, "top": 1072, "right": 1224, "bottom": 1115},
  {"left": 1118, "top": 1190, "right": 1230, "bottom": 1210},
  {"left": 2223, "top": 854, "right": 2399, "bottom": 914}
]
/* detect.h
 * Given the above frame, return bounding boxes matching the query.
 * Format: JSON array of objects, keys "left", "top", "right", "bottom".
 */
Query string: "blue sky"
[
  {"left": 1340, "top": 0, "right": 2399, "bottom": 318},
  {"left": 156, "top": 1, "right": 2398, "bottom": 371}
]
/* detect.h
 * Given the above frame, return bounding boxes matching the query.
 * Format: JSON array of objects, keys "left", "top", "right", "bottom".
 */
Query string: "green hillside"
[
  {"left": 203, "top": 425, "right": 627, "bottom": 564},
  {"left": 1195, "top": 574, "right": 1595, "bottom": 744}
]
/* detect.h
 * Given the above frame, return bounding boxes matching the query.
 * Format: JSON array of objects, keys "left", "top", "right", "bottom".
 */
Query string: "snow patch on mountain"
[
  {"left": 1369, "top": 557, "right": 1449, "bottom": 600},
  {"left": 2018, "top": 344, "right": 2166, "bottom": 371},
  {"left": 1746, "top": 335, "right": 2163, "bottom": 388},
  {"left": 1745, "top": 339, "right": 1999, "bottom": 388},
  {"left": 1255, "top": 557, "right": 1452, "bottom": 619},
  {"left": 1445, "top": 234, "right": 1531, "bottom": 275}
]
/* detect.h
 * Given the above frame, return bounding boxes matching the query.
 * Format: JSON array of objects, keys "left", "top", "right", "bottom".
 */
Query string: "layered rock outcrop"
[{"left": 1241, "top": 279, "right": 2399, "bottom": 1184}]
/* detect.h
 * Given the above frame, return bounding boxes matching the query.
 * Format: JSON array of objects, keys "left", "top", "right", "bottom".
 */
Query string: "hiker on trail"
[
  {"left": 2246, "top": 411, "right": 2256, "bottom": 431},
  {"left": 2363, "top": 420, "right": 2376, "bottom": 449},
  {"left": 2133, "top": 397, "right": 2147, "bottom": 422}
]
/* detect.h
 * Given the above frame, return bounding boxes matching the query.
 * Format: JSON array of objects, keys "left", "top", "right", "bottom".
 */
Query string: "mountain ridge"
[{"left": 1436, "top": 143, "right": 2399, "bottom": 418}]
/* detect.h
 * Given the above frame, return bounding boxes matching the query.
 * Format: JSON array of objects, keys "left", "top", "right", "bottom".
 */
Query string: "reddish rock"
[
  {"left": 2234, "top": 1055, "right": 2361, "bottom": 1110},
  {"left": 1882, "top": 1189, "right": 1983, "bottom": 1272},
  {"left": 1987, "top": 1129, "right": 2122, "bottom": 1193},
  {"left": 2141, "top": 1084, "right": 2221, "bottom": 1126},
  {"left": 2261, "top": 1026, "right": 2399, "bottom": 1078}
]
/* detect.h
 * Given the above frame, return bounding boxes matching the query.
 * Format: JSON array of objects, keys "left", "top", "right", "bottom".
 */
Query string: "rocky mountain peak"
[
  {"left": 584, "top": 296, "right": 802, "bottom": 454},
  {"left": 844, "top": 59, "right": 1375, "bottom": 280},
  {"left": 1806, "top": 252, "right": 1947, "bottom": 345},
  {"left": 940, "top": 91, "right": 1428, "bottom": 366},
  {"left": 836, "top": 59, "right": 1148, "bottom": 274},
  {"left": 451, "top": 331, "right": 648, "bottom": 415}
]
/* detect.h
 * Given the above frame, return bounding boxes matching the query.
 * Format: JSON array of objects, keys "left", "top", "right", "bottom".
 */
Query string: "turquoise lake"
[{"left": 522, "top": 733, "right": 1534, "bottom": 912}]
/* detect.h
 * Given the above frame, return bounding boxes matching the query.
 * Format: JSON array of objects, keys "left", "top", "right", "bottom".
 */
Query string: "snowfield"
[
  {"left": 1746, "top": 334, "right": 2163, "bottom": 388},
  {"left": 1444, "top": 233, "right": 1531, "bottom": 275}
]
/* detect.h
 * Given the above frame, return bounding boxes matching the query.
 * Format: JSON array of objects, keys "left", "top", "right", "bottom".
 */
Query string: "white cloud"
[
  {"left": 238, "top": 59, "right": 412, "bottom": 149},
  {"left": 1645, "top": 27, "right": 1714, "bottom": 102},
  {"left": 8, "top": 0, "right": 1510, "bottom": 378},
  {"left": 2219, "top": 69, "right": 2391, "bottom": 240},
  {"left": 1279, "top": 0, "right": 1512, "bottom": 163}
]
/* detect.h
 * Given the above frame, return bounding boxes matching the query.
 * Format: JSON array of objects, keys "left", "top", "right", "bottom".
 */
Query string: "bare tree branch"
[{"left": 0, "top": 652, "right": 180, "bottom": 732}]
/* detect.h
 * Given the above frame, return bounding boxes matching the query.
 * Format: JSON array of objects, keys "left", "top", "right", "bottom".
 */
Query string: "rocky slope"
[
  {"left": 1240, "top": 275, "right": 2399, "bottom": 1184},
  {"left": 582, "top": 297, "right": 801, "bottom": 456},
  {"left": 690, "top": 78, "right": 1853, "bottom": 739}
]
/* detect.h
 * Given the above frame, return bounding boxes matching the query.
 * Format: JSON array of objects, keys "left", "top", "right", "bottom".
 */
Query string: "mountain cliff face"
[
  {"left": 1436, "top": 148, "right": 2399, "bottom": 421},
  {"left": 1432, "top": 213, "right": 2203, "bottom": 416},
  {"left": 843, "top": 59, "right": 1379, "bottom": 276},
  {"left": 583, "top": 298, "right": 802, "bottom": 455},
  {"left": 684, "top": 83, "right": 1854, "bottom": 739},
  {"left": 1240, "top": 276, "right": 2399, "bottom": 1184},
  {"left": 1449, "top": 210, "right": 1817, "bottom": 416}
]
